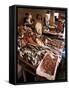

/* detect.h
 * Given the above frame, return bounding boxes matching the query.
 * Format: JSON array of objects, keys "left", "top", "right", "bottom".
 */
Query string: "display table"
[{"left": 18, "top": 54, "right": 65, "bottom": 82}]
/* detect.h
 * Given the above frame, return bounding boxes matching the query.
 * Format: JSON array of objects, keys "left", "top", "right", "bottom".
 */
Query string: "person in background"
[
  {"left": 23, "top": 13, "right": 29, "bottom": 25},
  {"left": 24, "top": 13, "right": 33, "bottom": 28},
  {"left": 43, "top": 14, "right": 50, "bottom": 30},
  {"left": 57, "top": 13, "right": 64, "bottom": 33},
  {"left": 35, "top": 14, "right": 43, "bottom": 35}
]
